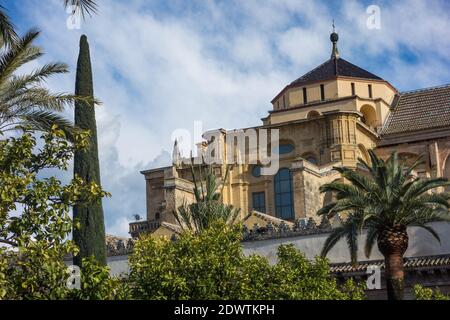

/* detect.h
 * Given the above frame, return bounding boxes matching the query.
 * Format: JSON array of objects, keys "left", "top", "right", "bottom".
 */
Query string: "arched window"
[
  {"left": 274, "top": 168, "right": 294, "bottom": 220},
  {"left": 306, "top": 110, "right": 320, "bottom": 119},
  {"left": 360, "top": 105, "right": 377, "bottom": 128},
  {"left": 252, "top": 165, "right": 261, "bottom": 177}
]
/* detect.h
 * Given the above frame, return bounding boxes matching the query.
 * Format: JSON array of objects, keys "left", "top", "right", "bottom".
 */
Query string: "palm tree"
[
  {"left": 174, "top": 164, "right": 240, "bottom": 233},
  {"left": 0, "top": 29, "right": 95, "bottom": 138},
  {"left": 318, "top": 150, "right": 450, "bottom": 300},
  {"left": 0, "top": 5, "right": 99, "bottom": 139}
]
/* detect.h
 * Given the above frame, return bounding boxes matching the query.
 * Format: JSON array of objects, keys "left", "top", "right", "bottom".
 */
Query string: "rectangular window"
[
  {"left": 368, "top": 84, "right": 373, "bottom": 98},
  {"left": 252, "top": 192, "right": 266, "bottom": 213},
  {"left": 351, "top": 82, "right": 355, "bottom": 96},
  {"left": 320, "top": 84, "right": 325, "bottom": 101},
  {"left": 283, "top": 95, "right": 286, "bottom": 109},
  {"left": 303, "top": 87, "right": 307, "bottom": 104}
]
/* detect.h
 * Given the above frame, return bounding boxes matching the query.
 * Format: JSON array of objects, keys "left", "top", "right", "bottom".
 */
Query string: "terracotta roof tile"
[
  {"left": 330, "top": 254, "right": 450, "bottom": 274},
  {"left": 381, "top": 84, "right": 450, "bottom": 136}
]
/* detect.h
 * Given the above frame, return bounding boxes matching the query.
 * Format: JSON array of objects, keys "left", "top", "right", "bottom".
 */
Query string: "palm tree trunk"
[{"left": 384, "top": 252, "right": 405, "bottom": 300}]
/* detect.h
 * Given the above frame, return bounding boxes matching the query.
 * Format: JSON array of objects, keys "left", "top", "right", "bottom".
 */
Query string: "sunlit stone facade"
[{"left": 130, "top": 33, "right": 450, "bottom": 239}]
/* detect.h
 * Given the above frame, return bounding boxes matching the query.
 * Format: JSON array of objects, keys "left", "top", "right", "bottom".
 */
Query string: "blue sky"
[{"left": 3, "top": 0, "right": 450, "bottom": 236}]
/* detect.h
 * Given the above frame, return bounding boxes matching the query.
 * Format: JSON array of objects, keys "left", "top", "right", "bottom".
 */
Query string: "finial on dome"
[{"left": 330, "top": 20, "right": 340, "bottom": 59}]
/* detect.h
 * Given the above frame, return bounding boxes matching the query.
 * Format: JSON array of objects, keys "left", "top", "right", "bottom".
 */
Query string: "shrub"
[
  {"left": 414, "top": 284, "right": 450, "bottom": 300},
  {"left": 129, "top": 222, "right": 365, "bottom": 300}
]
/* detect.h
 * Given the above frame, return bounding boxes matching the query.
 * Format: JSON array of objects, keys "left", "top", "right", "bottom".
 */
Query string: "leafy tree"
[
  {"left": 414, "top": 285, "right": 450, "bottom": 300},
  {"left": 129, "top": 221, "right": 364, "bottom": 300},
  {"left": 0, "top": 127, "right": 127, "bottom": 300},
  {"left": 73, "top": 35, "right": 106, "bottom": 266},
  {"left": 318, "top": 150, "right": 450, "bottom": 300},
  {"left": 0, "top": 244, "right": 130, "bottom": 300},
  {"left": 174, "top": 165, "right": 240, "bottom": 233},
  {"left": 0, "top": 127, "right": 104, "bottom": 248},
  {"left": 69, "top": 256, "right": 132, "bottom": 300},
  {"left": 0, "top": 240, "right": 77, "bottom": 299}
]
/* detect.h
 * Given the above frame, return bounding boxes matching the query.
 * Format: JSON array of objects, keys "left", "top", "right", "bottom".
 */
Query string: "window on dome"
[{"left": 252, "top": 165, "right": 262, "bottom": 177}]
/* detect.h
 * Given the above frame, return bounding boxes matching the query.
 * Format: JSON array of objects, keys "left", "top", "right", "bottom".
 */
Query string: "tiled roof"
[
  {"left": 291, "top": 57, "right": 382, "bottom": 86},
  {"left": 330, "top": 254, "right": 450, "bottom": 274},
  {"left": 381, "top": 84, "right": 450, "bottom": 136}
]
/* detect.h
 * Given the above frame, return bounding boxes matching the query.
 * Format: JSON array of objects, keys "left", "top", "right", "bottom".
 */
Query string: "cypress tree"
[{"left": 73, "top": 35, "right": 106, "bottom": 266}]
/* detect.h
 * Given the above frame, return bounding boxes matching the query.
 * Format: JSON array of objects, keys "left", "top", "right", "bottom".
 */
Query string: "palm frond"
[
  {"left": 333, "top": 166, "right": 377, "bottom": 193},
  {"left": 364, "top": 226, "right": 378, "bottom": 258},
  {"left": 404, "top": 178, "right": 450, "bottom": 200},
  {"left": 412, "top": 224, "right": 441, "bottom": 244},
  {"left": 64, "top": 0, "right": 98, "bottom": 19},
  {"left": 174, "top": 164, "right": 239, "bottom": 233},
  {"left": 8, "top": 109, "right": 77, "bottom": 140},
  {"left": 321, "top": 226, "right": 347, "bottom": 258},
  {"left": 317, "top": 202, "right": 337, "bottom": 217},
  {"left": 0, "top": 29, "right": 41, "bottom": 85},
  {"left": 321, "top": 216, "right": 361, "bottom": 265},
  {"left": 0, "top": 5, "right": 18, "bottom": 48}
]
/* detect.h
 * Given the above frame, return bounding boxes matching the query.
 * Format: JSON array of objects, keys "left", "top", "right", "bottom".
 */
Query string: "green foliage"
[
  {"left": 69, "top": 256, "right": 132, "bottom": 300},
  {"left": 0, "top": 4, "right": 18, "bottom": 48},
  {"left": 129, "top": 222, "right": 365, "bottom": 300},
  {"left": 73, "top": 35, "right": 106, "bottom": 266},
  {"left": 0, "top": 241, "right": 76, "bottom": 299},
  {"left": 174, "top": 165, "right": 240, "bottom": 233},
  {"left": 414, "top": 285, "right": 450, "bottom": 300},
  {"left": 0, "top": 128, "right": 124, "bottom": 300},
  {"left": 318, "top": 150, "right": 450, "bottom": 263},
  {"left": 241, "top": 244, "right": 365, "bottom": 300},
  {"left": 0, "top": 242, "right": 129, "bottom": 300},
  {"left": 0, "top": 128, "right": 108, "bottom": 248}
]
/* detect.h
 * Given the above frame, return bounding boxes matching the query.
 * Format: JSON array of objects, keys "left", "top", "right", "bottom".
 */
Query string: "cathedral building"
[{"left": 129, "top": 32, "right": 450, "bottom": 239}]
